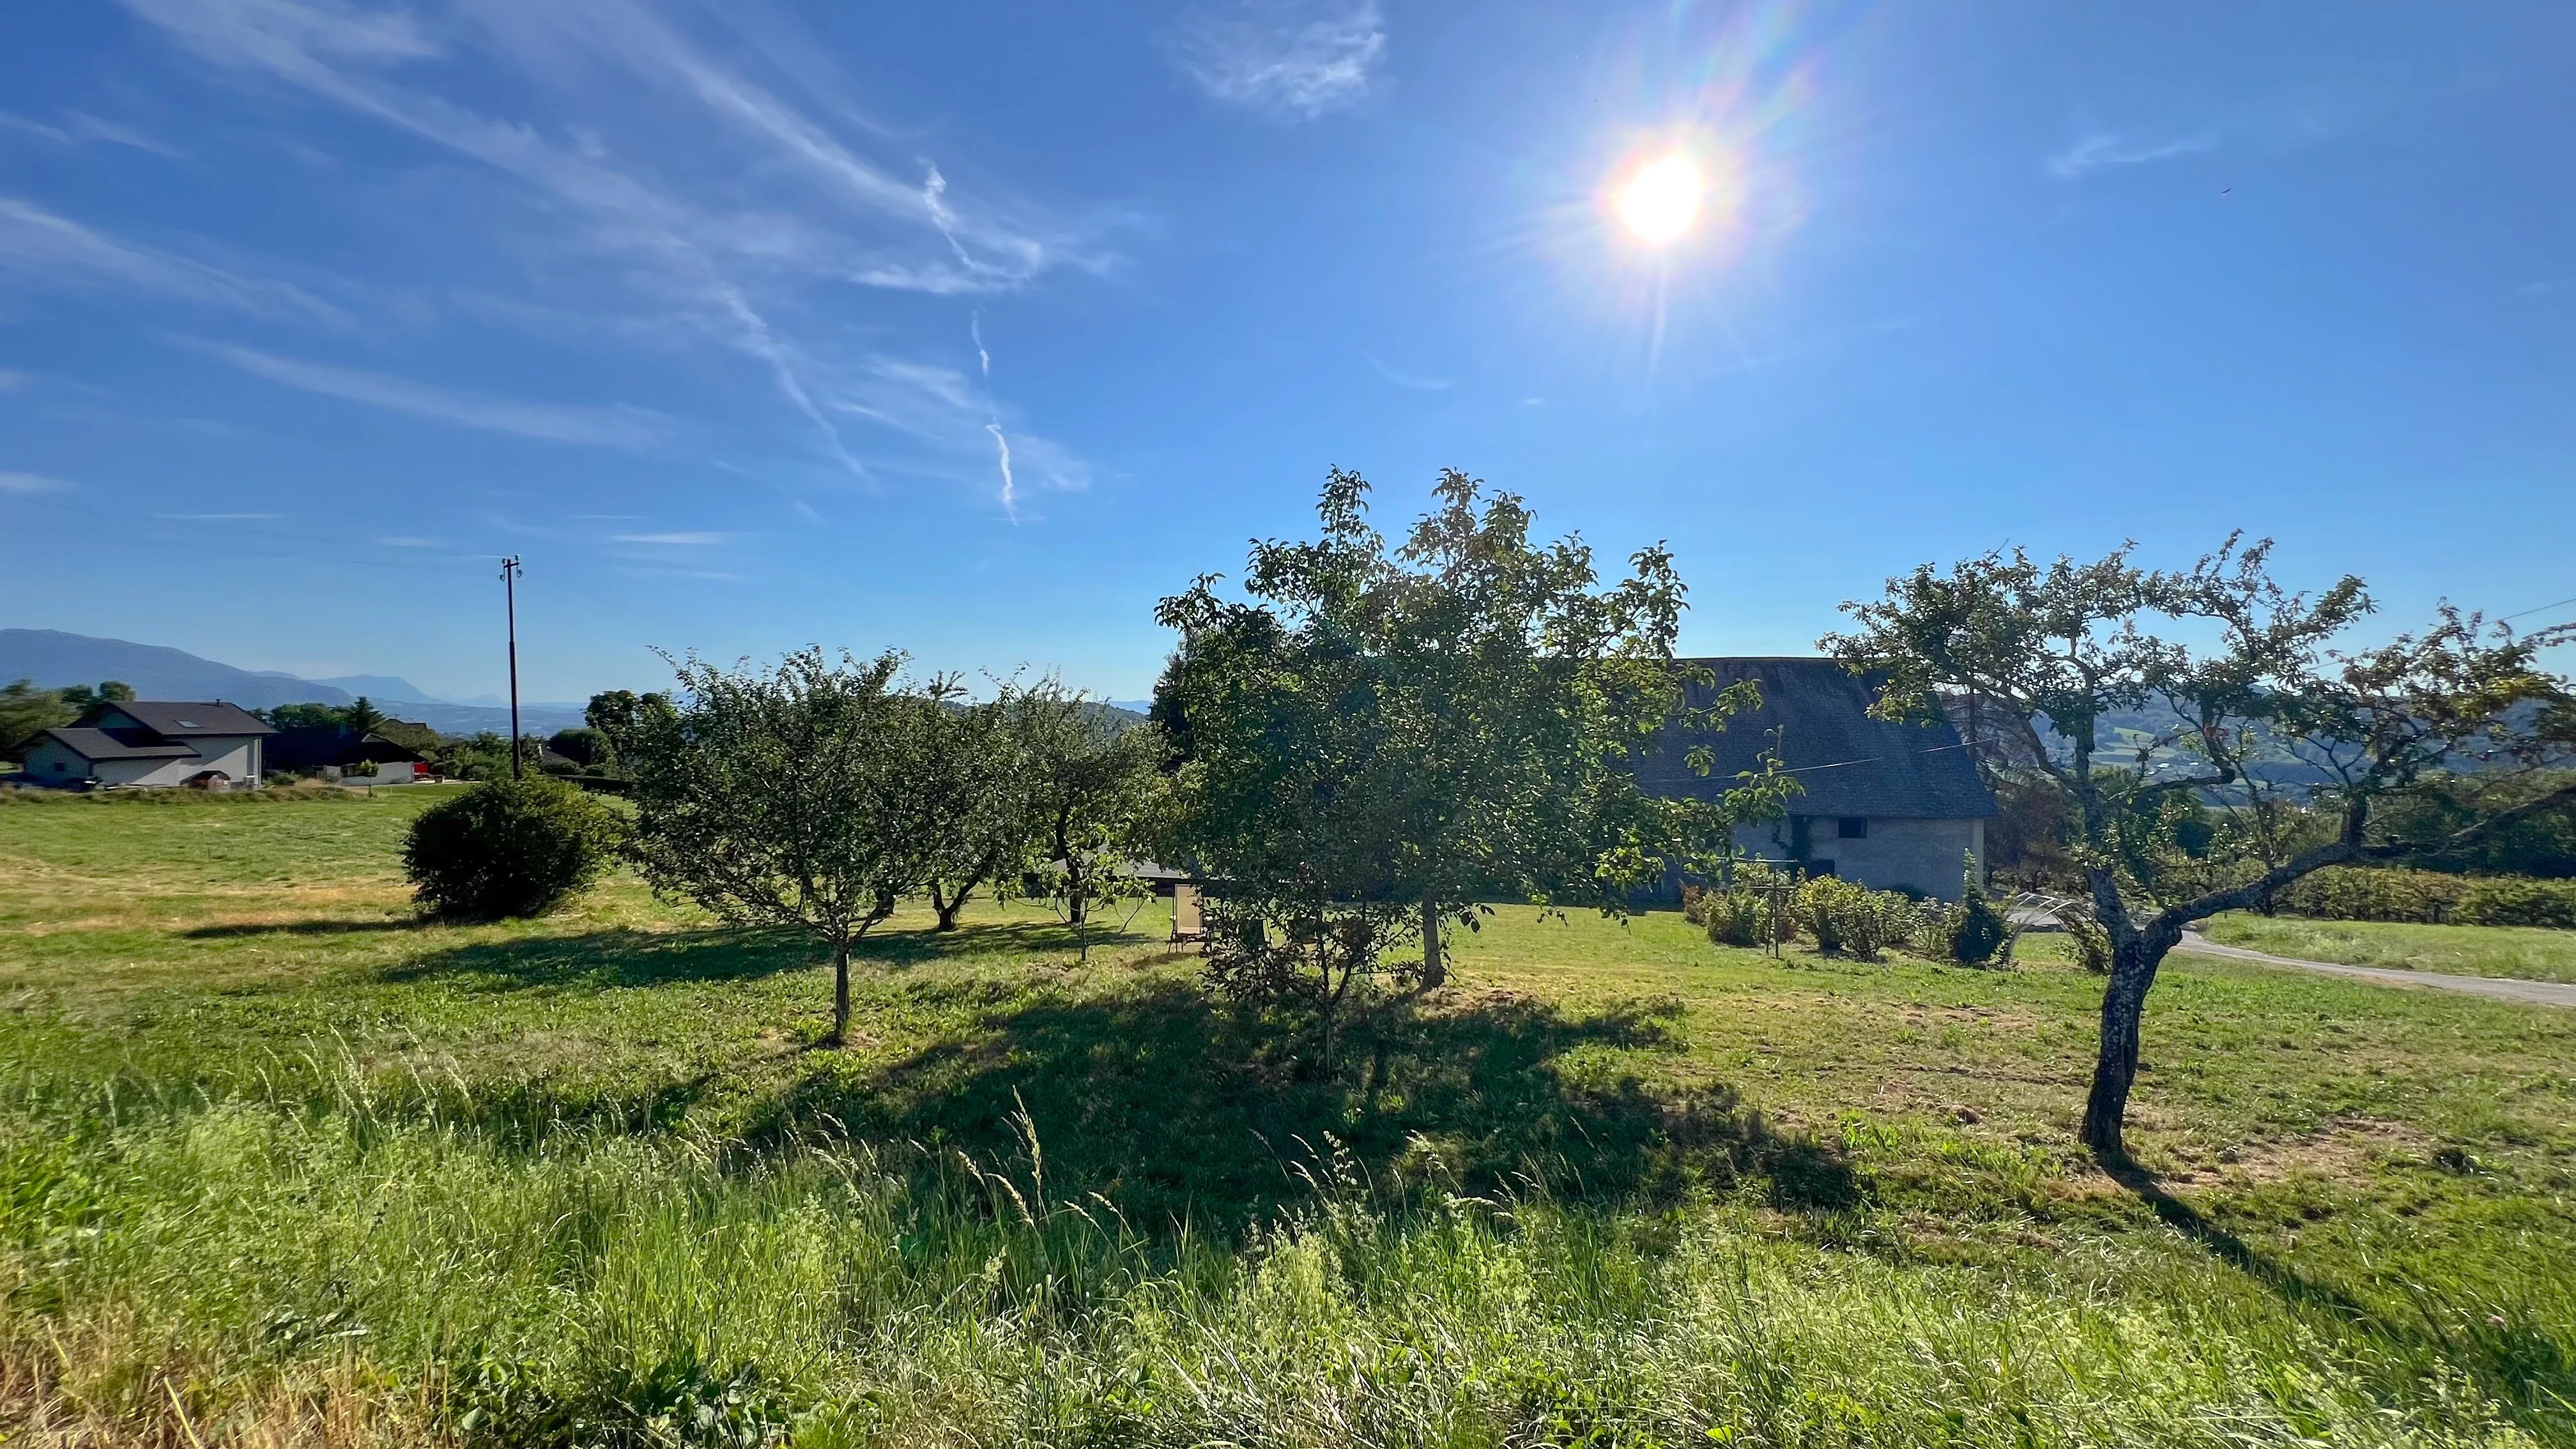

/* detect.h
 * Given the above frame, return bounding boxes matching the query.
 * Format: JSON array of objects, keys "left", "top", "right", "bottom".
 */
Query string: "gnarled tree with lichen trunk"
[{"left": 1825, "top": 537, "right": 2575, "bottom": 1158}]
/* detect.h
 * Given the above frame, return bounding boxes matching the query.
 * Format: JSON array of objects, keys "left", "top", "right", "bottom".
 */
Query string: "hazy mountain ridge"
[{"left": 1, "top": 630, "right": 585, "bottom": 737}]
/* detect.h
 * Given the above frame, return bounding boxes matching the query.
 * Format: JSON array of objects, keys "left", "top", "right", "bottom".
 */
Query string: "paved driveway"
[{"left": 2175, "top": 930, "right": 2576, "bottom": 1008}]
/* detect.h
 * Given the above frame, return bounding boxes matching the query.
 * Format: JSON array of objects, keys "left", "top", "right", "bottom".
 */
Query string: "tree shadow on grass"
[
  {"left": 2103, "top": 1156, "right": 2574, "bottom": 1431},
  {"left": 184, "top": 917, "right": 424, "bottom": 939},
  {"left": 374, "top": 926, "right": 825, "bottom": 991},
  {"left": 751, "top": 979, "right": 1857, "bottom": 1230},
  {"left": 371, "top": 916, "right": 1169, "bottom": 993}
]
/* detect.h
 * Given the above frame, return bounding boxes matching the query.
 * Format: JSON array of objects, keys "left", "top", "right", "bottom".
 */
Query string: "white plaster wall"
[{"left": 1731, "top": 816, "right": 1986, "bottom": 900}]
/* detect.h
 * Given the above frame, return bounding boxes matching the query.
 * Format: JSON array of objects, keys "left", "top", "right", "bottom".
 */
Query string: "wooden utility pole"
[{"left": 500, "top": 556, "right": 524, "bottom": 779}]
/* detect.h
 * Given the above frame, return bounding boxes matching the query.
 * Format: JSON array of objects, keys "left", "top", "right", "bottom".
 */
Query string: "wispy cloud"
[
  {"left": 197, "top": 341, "right": 669, "bottom": 447},
  {"left": 373, "top": 535, "right": 440, "bottom": 547},
  {"left": 155, "top": 511, "right": 280, "bottom": 519},
  {"left": 112, "top": 0, "right": 1108, "bottom": 487},
  {"left": 824, "top": 354, "right": 1089, "bottom": 509},
  {"left": 0, "top": 470, "right": 73, "bottom": 493},
  {"left": 2046, "top": 128, "right": 2220, "bottom": 180},
  {"left": 0, "top": 196, "right": 342, "bottom": 323},
  {"left": 0, "top": 370, "right": 28, "bottom": 390},
  {"left": 3, "top": 109, "right": 187, "bottom": 157},
  {"left": 611, "top": 531, "right": 732, "bottom": 545},
  {"left": 984, "top": 422, "right": 1016, "bottom": 521},
  {"left": 1365, "top": 351, "right": 1450, "bottom": 392},
  {"left": 1170, "top": 0, "right": 1386, "bottom": 120}
]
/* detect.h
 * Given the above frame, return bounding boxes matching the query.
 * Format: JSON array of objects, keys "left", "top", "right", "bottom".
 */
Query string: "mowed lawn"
[
  {"left": 2203, "top": 910, "right": 2576, "bottom": 985},
  {"left": 1, "top": 788, "right": 2572, "bottom": 1448}
]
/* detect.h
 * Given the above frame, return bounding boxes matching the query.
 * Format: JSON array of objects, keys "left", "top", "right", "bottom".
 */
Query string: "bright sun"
[{"left": 1618, "top": 155, "right": 1703, "bottom": 245}]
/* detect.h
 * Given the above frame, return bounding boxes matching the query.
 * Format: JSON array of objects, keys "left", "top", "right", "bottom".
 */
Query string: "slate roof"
[
  {"left": 1633, "top": 657, "right": 1997, "bottom": 820},
  {"left": 85, "top": 701, "right": 273, "bottom": 737},
  {"left": 38, "top": 727, "right": 199, "bottom": 762}
]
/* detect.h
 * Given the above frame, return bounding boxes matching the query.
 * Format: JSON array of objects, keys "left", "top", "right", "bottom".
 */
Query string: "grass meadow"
[{"left": 0, "top": 786, "right": 2571, "bottom": 1446}]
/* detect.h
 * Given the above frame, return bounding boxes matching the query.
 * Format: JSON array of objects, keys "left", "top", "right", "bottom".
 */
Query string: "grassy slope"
[
  {"left": 2203, "top": 910, "right": 2576, "bottom": 985},
  {"left": 1, "top": 789, "right": 2572, "bottom": 1447}
]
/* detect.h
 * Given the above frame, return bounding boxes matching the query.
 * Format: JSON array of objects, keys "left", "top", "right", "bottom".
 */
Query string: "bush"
[
  {"left": 2271, "top": 867, "right": 2469, "bottom": 923},
  {"left": 2453, "top": 878, "right": 2576, "bottom": 930},
  {"left": 404, "top": 778, "right": 622, "bottom": 920},
  {"left": 1945, "top": 891, "right": 2010, "bottom": 965},
  {"left": 1701, "top": 891, "right": 1768, "bottom": 947},
  {"left": 1797, "top": 877, "right": 1924, "bottom": 960}
]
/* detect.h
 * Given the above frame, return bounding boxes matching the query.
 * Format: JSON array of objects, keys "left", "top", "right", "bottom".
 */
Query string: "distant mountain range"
[{"left": 0, "top": 630, "right": 588, "bottom": 738}]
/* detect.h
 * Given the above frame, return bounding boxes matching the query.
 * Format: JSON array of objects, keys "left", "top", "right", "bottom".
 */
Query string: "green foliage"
[
  {"left": 2274, "top": 866, "right": 2474, "bottom": 923},
  {"left": 56, "top": 679, "right": 134, "bottom": 712},
  {"left": 608, "top": 649, "right": 935, "bottom": 1041},
  {"left": 1945, "top": 894, "right": 2010, "bottom": 965},
  {"left": 0, "top": 678, "right": 77, "bottom": 757},
  {"left": 429, "top": 730, "right": 517, "bottom": 781},
  {"left": 2064, "top": 914, "right": 2114, "bottom": 974},
  {"left": 260, "top": 701, "right": 354, "bottom": 732},
  {"left": 1828, "top": 533, "right": 2576, "bottom": 1153},
  {"left": 2453, "top": 877, "right": 2576, "bottom": 930},
  {"left": 402, "top": 776, "right": 621, "bottom": 920},
  {"left": 1687, "top": 862, "right": 1800, "bottom": 949},
  {"left": 548, "top": 727, "right": 610, "bottom": 768},
  {"left": 1158, "top": 467, "right": 1784, "bottom": 1034},
  {"left": 1795, "top": 876, "right": 1928, "bottom": 960},
  {"left": 2380, "top": 770, "right": 2576, "bottom": 879},
  {"left": 1003, "top": 682, "right": 1167, "bottom": 954}
]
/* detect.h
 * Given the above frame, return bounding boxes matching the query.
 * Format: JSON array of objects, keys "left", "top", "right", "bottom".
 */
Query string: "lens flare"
[{"left": 1617, "top": 155, "right": 1703, "bottom": 245}]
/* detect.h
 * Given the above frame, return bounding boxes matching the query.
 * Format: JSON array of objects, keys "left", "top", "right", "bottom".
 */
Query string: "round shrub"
[
  {"left": 403, "top": 777, "right": 622, "bottom": 920},
  {"left": 1945, "top": 892, "right": 2009, "bottom": 964}
]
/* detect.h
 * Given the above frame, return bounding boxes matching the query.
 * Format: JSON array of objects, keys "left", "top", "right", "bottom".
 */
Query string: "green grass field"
[
  {"left": 2203, "top": 910, "right": 2576, "bottom": 985},
  {"left": 2, "top": 787, "right": 2572, "bottom": 1447}
]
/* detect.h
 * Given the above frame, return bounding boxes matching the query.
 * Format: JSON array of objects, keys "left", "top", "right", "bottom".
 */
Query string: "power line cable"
[{"left": 2499, "top": 594, "right": 2576, "bottom": 624}]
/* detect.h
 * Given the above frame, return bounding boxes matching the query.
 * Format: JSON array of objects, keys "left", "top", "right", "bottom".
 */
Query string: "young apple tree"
[
  {"left": 611, "top": 648, "right": 938, "bottom": 1043},
  {"left": 1826, "top": 539, "right": 2575, "bottom": 1158}
]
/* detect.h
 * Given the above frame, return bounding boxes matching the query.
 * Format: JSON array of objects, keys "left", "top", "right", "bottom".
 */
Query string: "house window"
[{"left": 1837, "top": 816, "right": 1869, "bottom": 839}]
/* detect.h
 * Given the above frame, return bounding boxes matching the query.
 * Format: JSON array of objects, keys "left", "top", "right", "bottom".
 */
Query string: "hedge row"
[{"left": 2272, "top": 866, "right": 2576, "bottom": 929}]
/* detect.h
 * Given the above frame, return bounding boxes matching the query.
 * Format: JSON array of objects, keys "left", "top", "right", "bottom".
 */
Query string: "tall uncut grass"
[{"left": 0, "top": 1053, "right": 2562, "bottom": 1449}]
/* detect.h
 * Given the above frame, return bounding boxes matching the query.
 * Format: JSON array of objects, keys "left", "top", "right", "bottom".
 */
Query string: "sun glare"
[{"left": 1618, "top": 155, "right": 1703, "bottom": 245}]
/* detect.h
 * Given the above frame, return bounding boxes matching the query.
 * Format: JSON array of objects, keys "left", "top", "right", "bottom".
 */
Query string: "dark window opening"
[{"left": 1837, "top": 816, "right": 1869, "bottom": 839}]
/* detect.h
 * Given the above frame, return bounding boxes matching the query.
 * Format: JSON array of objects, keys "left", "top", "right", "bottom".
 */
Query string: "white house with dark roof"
[
  {"left": 1634, "top": 658, "right": 1999, "bottom": 901},
  {"left": 19, "top": 701, "right": 273, "bottom": 790}
]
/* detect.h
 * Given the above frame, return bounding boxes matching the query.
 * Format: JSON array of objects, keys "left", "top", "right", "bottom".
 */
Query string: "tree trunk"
[
  {"left": 930, "top": 881, "right": 968, "bottom": 931},
  {"left": 2081, "top": 936, "right": 2166, "bottom": 1158},
  {"left": 831, "top": 940, "right": 851, "bottom": 1045},
  {"left": 1420, "top": 899, "right": 1445, "bottom": 990}
]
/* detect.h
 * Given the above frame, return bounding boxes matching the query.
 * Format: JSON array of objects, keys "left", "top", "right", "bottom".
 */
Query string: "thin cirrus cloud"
[
  {"left": 194, "top": 340, "right": 670, "bottom": 448},
  {"left": 0, "top": 109, "right": 186, "bottom": 157},
  {"left": 2046, "top": 128, "right": 2221, "bottom": 179},
  {"left": 0, "top": 470, "right": 74, "bottom": 494},
  {"left": 111, "top": 0, "right": 1108, "bottom": 496},
  {"left": 1169, "top": 0, "right": 1386, "bottom": 120},
  {"left": 612, "top": 532, "right": 733, "bottom": 545},
  {"left": 0, "top": 196, "right": 343, "bottom": 325}
]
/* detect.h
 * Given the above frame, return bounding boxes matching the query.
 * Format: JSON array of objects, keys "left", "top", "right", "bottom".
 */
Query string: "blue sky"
[{"left": 3, "top": 1, "right": 2572, "bottom": 703}]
